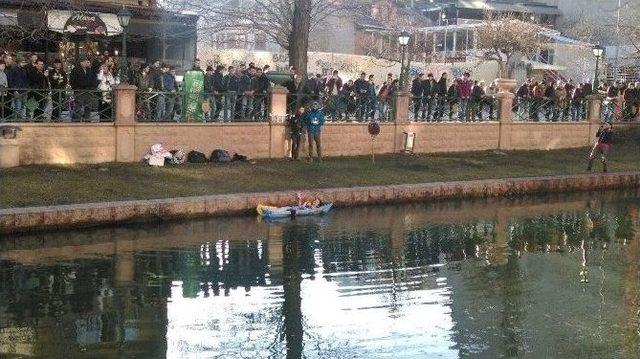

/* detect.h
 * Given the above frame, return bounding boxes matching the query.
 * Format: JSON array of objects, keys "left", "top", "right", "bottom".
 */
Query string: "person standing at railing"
[
  {"left": 149, "top": 61, "right": 165, "bottom": 121},
  {"left": 70, "top": 58, "right": 98, "bottom": 120},
  {"left": 204, "top": 66, "right": 215, "bottom": 121},
  {"left": 253, "top": 67, "right": 270, "bottom": 120},
  {"left": 162, "top": 64, "right": 178, "bottom": 121},
  {"left": 515, "top": 79, "right": 530, "bottom": 120},
  {"left": 210, "top": 65, "right": 225, "bottom": 121},
  {"left": 422, "top": 73, "right": 437, "bottom": 121},
  {"left": 97, "top": 63, "right": 119, "bottom": 120},
  {"left": 48, "top": 59, "right": 67, "bottom": 121},
  {"left": 570, "top": 84, "right": 585, "bottom": 121},
  {"left": 223, "top": 66, "right": 240, "bottom": 121},
  {"left": 469, "top": 80, "right": 484, "bottom": 121},
  {"left": 483, "top": 81, "right": 497, "bottom": 121},
  {"left": 377, "top": 78, "right": 393, "bottom": 121},
  {"left": 623, "top": 83, "right": 637, "bottom": 120},
  {"left": 447, "top": 79, "right": 459, "bottom": 120},
  {"left": 543, "top": 81, "right": 556, "bottom": 121},
  {"left": 27, "top": 59, "right": 48, "bottom": 120},
  {"left": 366, "top": 74, "right": 377, "bottom": 120},
  {"left": 5, "top": 54, "right": 27, "bottom": 119},
  {"left": 239, "top": 67, "right": 254, "bottom": 120},
  {"left": 457, "top": 72, "right": 472, "bottom": 121},
  {"left": 0, "top": 60, "right": 8, "bottom": 119},
  {"left": 353, "top": 72, "right": 369, "bottom": 121},
  {"left": 555, "top": 81, "right": 568, "bottom": 121},
  {"left": 530, "top": 81, "right": 545, "bottom": 121},
  {"left": 434, "top": 72, "right": 448, "bottom": 121},
  {"left": 340, "top": 79, "right": 356, "bottom": 120},
  {"left": 325, "top": 70, "right": 343, "bottom": 119},
  {"left": 135, "top": 63, "right": 152, "bottom": 120},
  {"left": 411, "top": 73, "right": 424, "bottom": 120}
]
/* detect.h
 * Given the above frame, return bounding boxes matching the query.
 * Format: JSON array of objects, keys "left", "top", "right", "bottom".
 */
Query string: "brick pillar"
[
  {"left": 269, "top": 85, "right": 289, "bottom": 158},
  {"left": 496, "top": 92, "right": 514, "bottom": 150},
  {"left": 393, "top": 91, "right": 411, "bottom": 153},
  {"left": 114, "top": 84, "right": 137, "bottom": 162},
  {"left": 394, "top": 91, "right": 410, "bottom": 124},
  {"left": 586, "top": 94, "right": 603, "bottom": 123}
]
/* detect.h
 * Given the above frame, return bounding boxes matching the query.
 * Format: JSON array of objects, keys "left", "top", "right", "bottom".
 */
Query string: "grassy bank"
[{"left": 2, "top": 145, "right": 640, "bottom": 209}]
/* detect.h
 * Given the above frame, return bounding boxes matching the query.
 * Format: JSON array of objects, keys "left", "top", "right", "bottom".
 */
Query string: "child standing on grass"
[{"left": 587, "top": 122, "right": 613, "bottom": 173}]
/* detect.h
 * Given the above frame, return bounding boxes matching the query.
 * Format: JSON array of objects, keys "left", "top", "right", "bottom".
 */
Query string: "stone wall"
[
  {"left": 17, "top": 123, "right": 116, "bottom": 165},
  {"left": 5, "top": 86, "right": 637, "bottom": 167},
  {"left": 134, "top": 123, "right": 273, "bottom": 160}
]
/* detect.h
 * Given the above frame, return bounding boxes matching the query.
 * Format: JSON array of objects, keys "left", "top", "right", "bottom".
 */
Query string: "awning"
[{"left": 47, "top": 10, "right": 122, "bottom": 36}]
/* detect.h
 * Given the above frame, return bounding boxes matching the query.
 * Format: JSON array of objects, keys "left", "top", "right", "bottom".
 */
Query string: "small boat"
[{"left": 257, "top": 203, "right": 333, "bottom": 219}]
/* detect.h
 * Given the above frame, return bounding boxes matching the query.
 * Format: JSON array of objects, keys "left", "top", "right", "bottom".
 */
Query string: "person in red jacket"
[{"left": 457, "top": 72, "right": 472, "bottom": 120}]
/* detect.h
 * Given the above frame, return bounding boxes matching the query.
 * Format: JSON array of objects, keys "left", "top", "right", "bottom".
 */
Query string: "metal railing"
[
  {"left": 0, "top": 88, "right": 114, "bottom": 122},
  {"left": 136, "top": 91, "right": 270, "bottom": 122},
  {"left": 286, "top": 93, "right": 394, "bottom": 122},
  {"left": 408, "top": 95, "right": 499, "bottom": 122},
  {"left": 512, "top": 97, "right": 586, "bottom": 122}
]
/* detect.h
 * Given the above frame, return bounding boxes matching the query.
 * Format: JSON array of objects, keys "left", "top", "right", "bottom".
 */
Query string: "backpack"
[
  {"left": 187, "top": 150, "right": 207, "bottom": 163},
  {"left": 210, "top": 149, "right": 231, "bottom": 163},
  {"left": 169, "top": 149, "right": 186, "bottom": 165}
]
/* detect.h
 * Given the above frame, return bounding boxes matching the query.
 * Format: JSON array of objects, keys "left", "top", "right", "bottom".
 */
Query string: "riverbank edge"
[{"left": 2, "top": 172, "right": 639, "bottom": 234}]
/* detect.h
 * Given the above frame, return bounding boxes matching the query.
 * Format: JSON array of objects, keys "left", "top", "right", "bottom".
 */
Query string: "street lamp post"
[
  {"left": 593, "top": 45, "right": 604, "bottom": 91},
  {"left": 398, "top": 31, "right": 410, "bottom": 91},
  {"left": 117, "top": 6, "right": 132, "bottom": 84}
]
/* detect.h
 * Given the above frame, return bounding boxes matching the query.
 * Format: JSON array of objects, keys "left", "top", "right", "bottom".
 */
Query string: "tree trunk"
[{"left": 289, "top": 0, "right": 312, "bottom": 78}]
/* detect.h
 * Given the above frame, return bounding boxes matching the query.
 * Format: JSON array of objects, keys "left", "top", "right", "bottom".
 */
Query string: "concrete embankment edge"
[{"left": 2, "top": 172, "right": 639, "bottom": 234}]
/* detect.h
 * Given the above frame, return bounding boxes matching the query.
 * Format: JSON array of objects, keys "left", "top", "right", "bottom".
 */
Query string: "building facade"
[{"left": 0, "top": 0, "right": 198, "bottom": 69}]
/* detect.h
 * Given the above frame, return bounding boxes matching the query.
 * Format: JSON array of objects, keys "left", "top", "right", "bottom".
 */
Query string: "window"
[
  {"left": 445, "top": 30, "right": 454, "bottom": 52},
  {"left": 435, "top": 31, "right": 445, "bottom": 52}
]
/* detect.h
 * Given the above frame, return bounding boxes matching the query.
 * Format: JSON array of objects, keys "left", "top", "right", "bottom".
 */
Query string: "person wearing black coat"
[
  {"left": 204, "top": 66, "right": 216, "bottom": 121},
  {"left": 421, "top": 73, "right": 437, "bottom": 120},
  {"left": 447, "top": 80, "right": 459, "bottom": 120},
  {"left": 70, "top": 58, "right": 98, "bottom": 119},
  {"left": 434, "top": 72, "right": 448, "bottom": 120},
  {"left": 353, "top": 72, "right": 369, "bottom": 120},
  {"left": 287, "top": 106, "right": 305, "bottom": 160},
  {"left": 223, "top": 66, "right": 241, "bottom": 120},
  {"left": 252, "top": 67, "right": 270, "bottom": 120},
  {"left": 4, "top": 55, "right": 28, "bottom": 119},
  {"left": 411, "top": 73, "right": 424, "bottom": 120},
  {"left": 27, "top": 59, "right": 48, "bottom": 119},
  {"left": 210, "top": 65, "right": 225, "bottom": 121}
]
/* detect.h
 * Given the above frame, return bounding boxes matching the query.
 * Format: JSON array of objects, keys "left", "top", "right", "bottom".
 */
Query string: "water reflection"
[{"left": 1, "top": 190, "right": 639, "bottom": 358}]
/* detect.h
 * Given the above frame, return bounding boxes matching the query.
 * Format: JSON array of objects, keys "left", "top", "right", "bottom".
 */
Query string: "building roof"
[
  {"left": 419, "top": 0, "right": 561, "bottom": 16},
  {"left": 0, "top": 0, "right": 198, "bottom": 23}
]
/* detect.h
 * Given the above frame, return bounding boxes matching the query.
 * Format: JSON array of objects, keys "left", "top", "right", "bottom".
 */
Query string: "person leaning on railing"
[
  {"left": 70, "top": 58, "right": 98, "bottom": 120},
  {"left": 48, "top": 59, "right": 68, "bottom": 120},
  {"left": 252, "top": 67, "right": 270, "bottom": 120},
  {"left": 0, "top": 60, "right": 8, "bottom": 118},
  {"left": 162, "top": 64, "right": 178, "bottom": 122},
  {"left": 27, "top": 59, "right": 48, "bottom": 120},
  {"left": 5, "top": 55, "right": 27, "bottom": 119},
  {"left": 209, "top": 65, "right": 225, "bottom": 121}
]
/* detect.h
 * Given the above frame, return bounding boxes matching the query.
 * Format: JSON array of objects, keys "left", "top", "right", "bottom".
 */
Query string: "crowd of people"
[
  {"left": 0, "top": 51, "right": 121, "bottom": 121},
  {"left": 410, "top": 72, "right": 497, "bottom": 121},
  {"left": 1, "top": 51, "right": 638, "bottom": 126}
]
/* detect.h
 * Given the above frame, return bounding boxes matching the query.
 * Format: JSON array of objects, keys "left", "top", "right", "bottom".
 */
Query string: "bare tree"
[
  {"left": 475, "top": 12, "right": 544, "bottom": 78},
  {"left": 163, "top": 0, "right": 362, "bottom": 77}
]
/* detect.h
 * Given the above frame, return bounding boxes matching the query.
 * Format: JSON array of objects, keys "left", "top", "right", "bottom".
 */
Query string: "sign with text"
[{"left": 48, "top": 10, "right": 123, "bottom": 36}]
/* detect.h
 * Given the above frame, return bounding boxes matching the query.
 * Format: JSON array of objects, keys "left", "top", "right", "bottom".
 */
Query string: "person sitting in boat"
[{"left": 303, "top": 198, "right": 322, "bottom": 208}]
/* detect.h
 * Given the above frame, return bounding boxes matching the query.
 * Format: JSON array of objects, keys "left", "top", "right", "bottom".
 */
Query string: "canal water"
[{"left": 1, "top": 190, "right": 640, "bottom": 359}]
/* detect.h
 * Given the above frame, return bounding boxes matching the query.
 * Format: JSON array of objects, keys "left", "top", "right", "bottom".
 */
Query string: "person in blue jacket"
[{"left": 303, "top": 101, "right": 325, "bottom": 162}]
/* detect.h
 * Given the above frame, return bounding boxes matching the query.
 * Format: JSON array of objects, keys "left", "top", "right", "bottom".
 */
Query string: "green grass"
[{"left": 2, "top": 145, "right": 640, "bottom": 209}]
